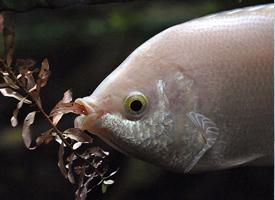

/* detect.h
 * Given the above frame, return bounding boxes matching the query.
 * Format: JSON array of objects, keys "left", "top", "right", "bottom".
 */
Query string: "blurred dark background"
[{"left": 0, "top": 0, "right": 273, "bottom": 199}]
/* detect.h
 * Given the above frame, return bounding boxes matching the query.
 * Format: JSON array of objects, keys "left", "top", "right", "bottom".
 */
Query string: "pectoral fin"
[{"left": 185, "top": 112, "right": 219, "bottom": 173}]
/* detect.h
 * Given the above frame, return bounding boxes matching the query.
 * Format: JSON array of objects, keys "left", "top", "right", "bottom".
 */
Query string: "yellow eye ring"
[{"left": 124, "top": 92, "right": 148, "bottom": 115}]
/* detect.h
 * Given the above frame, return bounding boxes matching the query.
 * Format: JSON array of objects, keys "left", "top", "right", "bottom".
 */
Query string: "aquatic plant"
[{"left": 0, "top": 15, "right": 116, "bottom": 200}]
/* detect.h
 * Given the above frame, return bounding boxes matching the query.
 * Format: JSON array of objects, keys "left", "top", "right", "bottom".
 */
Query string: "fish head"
[
  {"left": 74, "top": 30, "right": 205, "bottom": 170},
  {"left": 74, "top": 59, "right": 171, "bottom": 157}
]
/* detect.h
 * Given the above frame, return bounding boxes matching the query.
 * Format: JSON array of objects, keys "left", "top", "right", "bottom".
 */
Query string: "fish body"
[{"left": 75, "top": 4, "right": 274, "bottom": 172}]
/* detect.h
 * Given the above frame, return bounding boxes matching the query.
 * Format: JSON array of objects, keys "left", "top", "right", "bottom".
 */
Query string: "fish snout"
[{"left": 74, "top": 97, "right": 103, "bottom": 131}]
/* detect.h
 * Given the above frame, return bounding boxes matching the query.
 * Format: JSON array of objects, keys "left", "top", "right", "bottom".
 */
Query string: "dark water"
[{"left": 0, "top": 0, "right": 273, "bottom": 199}]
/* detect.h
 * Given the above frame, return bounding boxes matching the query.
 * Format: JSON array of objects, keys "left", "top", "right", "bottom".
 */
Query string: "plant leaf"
[
  {"left": 75, "top": 185, "right": 88, "bottom": 200},
  {"left": 0, "top": 88, "right": 31, "bottom": 103},
  {"left": 51, "top": 102, "right": 88, "bottom": 116},
  {"left": 50, "top": 90, "right": 88, "bottom": 125},
  {"left": 37, "top": 58, "right": 50, "bottom": 88},
  {"left": 103, "top": 179, "right": 114, "bottom": 185},
  {"left": 109, "top": 170, "right": 118, "bottom": 177},
  {"left": 3, "top": 75, "right": 19, "bottom": 89},
  {"left": 16, "top": 58, "right": 35, "bottom": 70},
  {"left": 58, "top": 143, "right": 67, "bottom": 179},
  {"left": 11, "top": 97, "right": 25, "bottom": 127},
  {"left": 52, "top": 114, "right": 63, "bottom": 126},
  {"left": 0, "top": 83, "right": 9, "bottom": 88},
  {"left": 75, "top": 171, "right": 94, "bottom": 200},
  {"left": 53, "top": 133, "right": 62, "bottom": 144},
  {"left": 16, "top": 59, "right": 36, "bottom": 76},
  {"left": 75, "top": 167, "right": 86, "bottom": 200},
  {"left": 50, "top": 90, "right": 72, "bottom": 125},
  {"left": 25, "top": 74, "right": 36, "bottom": 91},
  {"left": 29, "top": 87, "right": 41, "bottom": 108},
  {"left": 83, "top": 147, "right": 109, "bottom": 158},
  {"left": 64, "top": 128, "right": 93, "bottom": 143},
  {"left": 67, "top": 153, "right": 76, "bottom": 184},
  {"left": 22, "top": 111, "right": 36, "bottom": 149},
  {"left": 35, "top": 128, "right": 54, "bottom": 146},
  {"left": 62, "top": 89, "right": 73, "bottom": 103},
  {"left": 73, "top": 142, "right": 82, "bottom": 150}
]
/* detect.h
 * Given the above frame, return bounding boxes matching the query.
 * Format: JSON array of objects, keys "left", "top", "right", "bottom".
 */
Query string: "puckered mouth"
[
  {"left": 74, "top": 97, "right": 104, "bottom": 131},
  {"left": 74, "top": 97, "right": 135, "bottom": 157},
  {"left": 75, "top": 97, "right": 97, "bottom": 115}
]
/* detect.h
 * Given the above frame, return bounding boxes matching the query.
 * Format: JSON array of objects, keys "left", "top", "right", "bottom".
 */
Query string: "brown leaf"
[
  {"left": 16, "top": 59, "right": 38, "bottom": 93},
  {"left": 103, "top": 179, "right": 114, "bottom": 185},
  {"left": 75, "top": 167, "right": 86, "bottom": 200},
  {"left": 73, "top": 142, "right": 82, "bottom": 150},
  {"left": 64, "top": 128, "right": 93, "bottom": 143},
  {"left": 75, "top": 185, "right": 88, "bottom": 200},
  {"left": 38, "top": 58, "right": 49, "bottom": 78},
  {"left": 3, "top": 26, "right": 14, "bottom": 67},
  {"left": 63, "top": 89, "right": 73, "bottom": 103},
  {"left": 75, "top": 167, "right": 94, "bottom": 200},
  {"left": 68, "top": 168, "right": 75, "bottom": 184},
  {"left": 51, "top": 102, "right": 88, "bottom": 122},
  {"left": 50, "top": 90, "right": 87, "bottom": 125},
  {"left": 0, "top": 83, "right": 9, "bottom": 88},
  {"left": 3, "top": 75, "right": 19, "bottom": 89},
  {"left": 22, "top": 111, "right": 36, "bottom": 149},
  {"left": 50, "top": 90, "right": 72, "bottom": 125},
  {"left": 16, "top": 59, "right": 36, "bottom": 74},
  {"left": 74, "top": 165, "right": 84, "bottom": 176},
  {"left": 11, "top": 97, "right": 25, "bottom": 127},
  {"left": 35, "top": 128, "right": 54, "bottom": 146},
  {"left": 63, "top": 103, "right": 88, "bottom": 115},
  {"left": 52, "top": 114, "right": 63, "bottom": 126},
  {"left": 37, "top": 58, "right": 50, "bottom": 88},
  {"left": 83, "top": 147, "right": 109, "bottom": 159},
  {"left": 29, "top": 86, "right": 42, "bottom": 108},
  {"left": 17, "top": 74, "right": 35, "bottom": 92},
  {"left": 0, "top": 88, "right": 31, "bottom": 103},
  {"left": 67, "top": 153, "right": 77, "bottom": 184},
  {"left": 58, "top": 143, "right": 68, "bottom": 179},
  {"left": 109, "top": 170, "right": 118, "bottom": 177},
  {"left": 52, "top": 132, "right": 62, "bottom": 144},
  {"left": 25, "top": 74, "right": 36, "bottom": 91},
  {"left": 28, "top": 84, "right": 37, "bottom": 92}
]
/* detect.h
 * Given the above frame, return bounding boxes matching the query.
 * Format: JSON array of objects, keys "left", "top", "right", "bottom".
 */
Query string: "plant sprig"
[{"left": 0, "top": 14, "right": 117, "bottom": 200}]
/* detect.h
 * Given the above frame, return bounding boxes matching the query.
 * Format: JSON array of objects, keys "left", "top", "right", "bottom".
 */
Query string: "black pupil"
[{"left": 130, "top": 100, "right": 143, "bottom": 112}]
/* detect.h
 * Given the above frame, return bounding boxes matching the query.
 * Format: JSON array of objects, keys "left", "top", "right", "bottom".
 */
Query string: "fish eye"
[{"left": 124, "top": 92, "right": 148, "bottom": 115}]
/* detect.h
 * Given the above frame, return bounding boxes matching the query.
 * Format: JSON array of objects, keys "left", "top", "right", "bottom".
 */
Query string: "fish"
[{"left": 74, "top": 4, "right": 274, "bottom": 173}]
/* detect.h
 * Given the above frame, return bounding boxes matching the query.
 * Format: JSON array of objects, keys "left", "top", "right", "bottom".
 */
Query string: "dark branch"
[{"left": 0, "top": 0, "right": 141, "bottom": 12}]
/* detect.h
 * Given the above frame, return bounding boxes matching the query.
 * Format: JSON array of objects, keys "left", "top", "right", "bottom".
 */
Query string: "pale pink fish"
[{"left": 74, "top": 4, "right": 273, "bottom": 173}]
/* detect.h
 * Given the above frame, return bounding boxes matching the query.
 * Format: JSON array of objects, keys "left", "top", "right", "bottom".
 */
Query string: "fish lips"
[
  {"left": 74, "top": 97, "right": 103, "bottom": 132},
  {"left": 74, "top": 97, "right": 128, "bottom": 154}
]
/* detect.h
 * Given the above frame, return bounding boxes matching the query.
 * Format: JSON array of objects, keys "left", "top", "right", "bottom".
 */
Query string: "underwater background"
[{"left": 0, "top": 0, "right": 273, "bottom": 199}]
